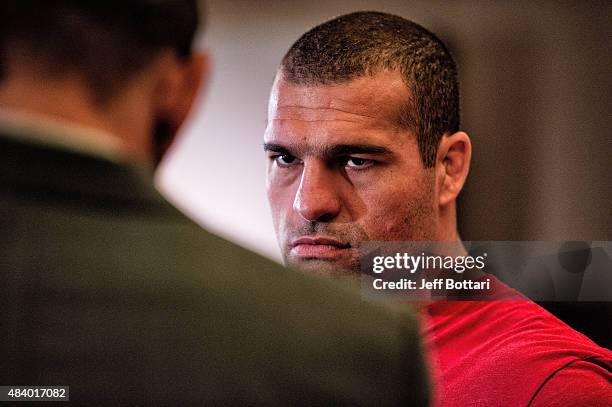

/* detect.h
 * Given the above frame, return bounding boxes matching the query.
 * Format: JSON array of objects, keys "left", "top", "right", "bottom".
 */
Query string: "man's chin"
[{"left": 285, "top": 257, "right": 360, "bottom": 278}]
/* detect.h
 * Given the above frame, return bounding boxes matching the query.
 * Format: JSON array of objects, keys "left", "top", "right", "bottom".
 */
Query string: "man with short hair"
[
  {"left": 0, "top": 3, "right": 430, "bottom": 404},
  {"left": 265, "top": 11, "right": 611, "bottom": 406}
]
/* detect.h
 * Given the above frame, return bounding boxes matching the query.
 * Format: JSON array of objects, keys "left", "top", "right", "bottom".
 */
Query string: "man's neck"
[
  {"left": 0, "top": 74, "right": 153, "bottom": 165},
  {"left": 437, "top": 201, "right": 464, "bottom": 251},
  {"left": 0, "top": 108, "right": 128, "bottom": 164}
]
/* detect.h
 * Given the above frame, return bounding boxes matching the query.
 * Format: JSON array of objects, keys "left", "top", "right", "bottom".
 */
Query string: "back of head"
[
  {"left": 0, "top": 0, "right": 199, "bottom": 105},
  {"left": 281, "top": 11, "right": 460, "bottom": 167}
]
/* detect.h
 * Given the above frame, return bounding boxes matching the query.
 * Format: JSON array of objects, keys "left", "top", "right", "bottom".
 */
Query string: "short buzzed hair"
[
  {"left": 0, "top": 0, "right": 200, "bottom": 105},
  {"left": 280, "top": 11, "right": 459, "bottom": 168}
]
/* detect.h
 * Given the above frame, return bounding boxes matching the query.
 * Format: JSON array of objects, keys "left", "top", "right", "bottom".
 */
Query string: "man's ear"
[
  {"left": 435, "top": 131, "right": 472, "bottom": 208},
  {"left": 156, "top": 50, "right": 210, "bottom": 130},
  {"left": 150, "top": 50, "right": 209, "bottom": 165}
]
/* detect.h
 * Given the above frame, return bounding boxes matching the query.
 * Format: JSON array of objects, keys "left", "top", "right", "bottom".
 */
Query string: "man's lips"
[{"left": 290, "top": 236, "right": 351, "bottom": 259}]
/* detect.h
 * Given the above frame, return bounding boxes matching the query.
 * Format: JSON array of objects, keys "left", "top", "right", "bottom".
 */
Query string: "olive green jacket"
[{"left": 0, "top": 130, "right": 429, "bottom": 405}]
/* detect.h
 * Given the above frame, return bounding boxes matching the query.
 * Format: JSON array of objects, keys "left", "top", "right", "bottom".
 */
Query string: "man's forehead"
[
  {"left": 268, "top": 70, "right": 410, "bottom": 121},
  {"left": 264, "top": 105, "right": 408, "bottom": 155}
]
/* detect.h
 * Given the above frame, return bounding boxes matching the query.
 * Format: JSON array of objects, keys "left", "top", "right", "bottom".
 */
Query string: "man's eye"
[
  {"left": 274, "top": 154, "right": 299, "bottom": 166},
  {"left": 346, "top": 157, "right": 374, "bottom": 169}
]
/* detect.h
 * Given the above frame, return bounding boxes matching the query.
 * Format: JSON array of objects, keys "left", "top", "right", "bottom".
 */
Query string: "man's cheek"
[
  {"left": 268, "top": 184, "right": 290, "bottom": 212},
  {"left": 365, "top": 198, "right": 414, "bottom": 239},
  {"left": 276, "top": 208, "right": 296, "bottom": 243},
  {"left": 364, "top": 213, "right": 399, "bottom": 240}
]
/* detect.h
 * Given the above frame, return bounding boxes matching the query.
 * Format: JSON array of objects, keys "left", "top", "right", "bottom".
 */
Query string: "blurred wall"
[{"left": 157, "top": 0, "right": 612, "bottom": 261}]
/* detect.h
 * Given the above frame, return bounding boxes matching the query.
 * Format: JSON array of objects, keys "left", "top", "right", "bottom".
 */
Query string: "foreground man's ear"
[
  {"left": 150, "top": 50, "right": 209, "bottom": 164},
  {"left": 436, "top": 131, "right": 472, "bottom": 207},
  {"left": 157, "top": 50, "right": 210, "bottom": 131}
]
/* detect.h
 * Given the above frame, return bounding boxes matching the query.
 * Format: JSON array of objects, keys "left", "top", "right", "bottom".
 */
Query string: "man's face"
[{"left": 265, "top": 70, "right": 438, "bottom": 276}]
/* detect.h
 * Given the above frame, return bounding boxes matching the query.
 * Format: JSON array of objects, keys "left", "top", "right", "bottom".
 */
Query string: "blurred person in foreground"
[
  {"left": 264, "top": 11, "right": 611, "bottom": 406},
  {"left": 0, "top": 2, "right": 430, "bottom": 405}
]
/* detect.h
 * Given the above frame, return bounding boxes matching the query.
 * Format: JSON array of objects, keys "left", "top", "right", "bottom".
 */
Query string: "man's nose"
[{"left": 293, "top": 162, "right": 341, "bottom": 223}]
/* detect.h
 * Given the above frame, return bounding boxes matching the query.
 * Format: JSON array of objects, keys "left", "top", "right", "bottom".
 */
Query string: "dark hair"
[
  {"left": 0, "top": 0, "right": 200, "bottom": 105},
  {"left": 281, "top": 11, "right": 459, "bottom": 167}
]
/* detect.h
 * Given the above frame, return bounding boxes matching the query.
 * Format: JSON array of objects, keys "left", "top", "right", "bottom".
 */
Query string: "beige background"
[{"left": 157, "top": 1, "right": 612, "bottom": 261}]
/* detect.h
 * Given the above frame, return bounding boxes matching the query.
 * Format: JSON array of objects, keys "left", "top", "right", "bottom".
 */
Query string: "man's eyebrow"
[
  {"left": 263, "top": 142, "right": 393, "bottom": 157},
  {"left": 263, "top": 143, "right": 291, "bottom": 154},
  {"left": 327, "top": 144, "right": 392, "bottom": 156}
]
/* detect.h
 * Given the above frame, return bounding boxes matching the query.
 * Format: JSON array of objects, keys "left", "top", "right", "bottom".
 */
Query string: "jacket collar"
[{"left": 0, "top": 132, "right": 167, "bottom": 207}]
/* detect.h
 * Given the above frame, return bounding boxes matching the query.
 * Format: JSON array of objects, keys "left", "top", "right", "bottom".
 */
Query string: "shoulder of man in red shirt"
[
  {"left": 529, "top": 356, "right": 611, "bottom": 407},
  {"left": 422, "top": 277, "right": 611, "bottom": 406}
]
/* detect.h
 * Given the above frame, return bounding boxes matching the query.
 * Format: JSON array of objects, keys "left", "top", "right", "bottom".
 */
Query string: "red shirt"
[{"left": 422, "top": 278, "right": 612, "bottom": 406}]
